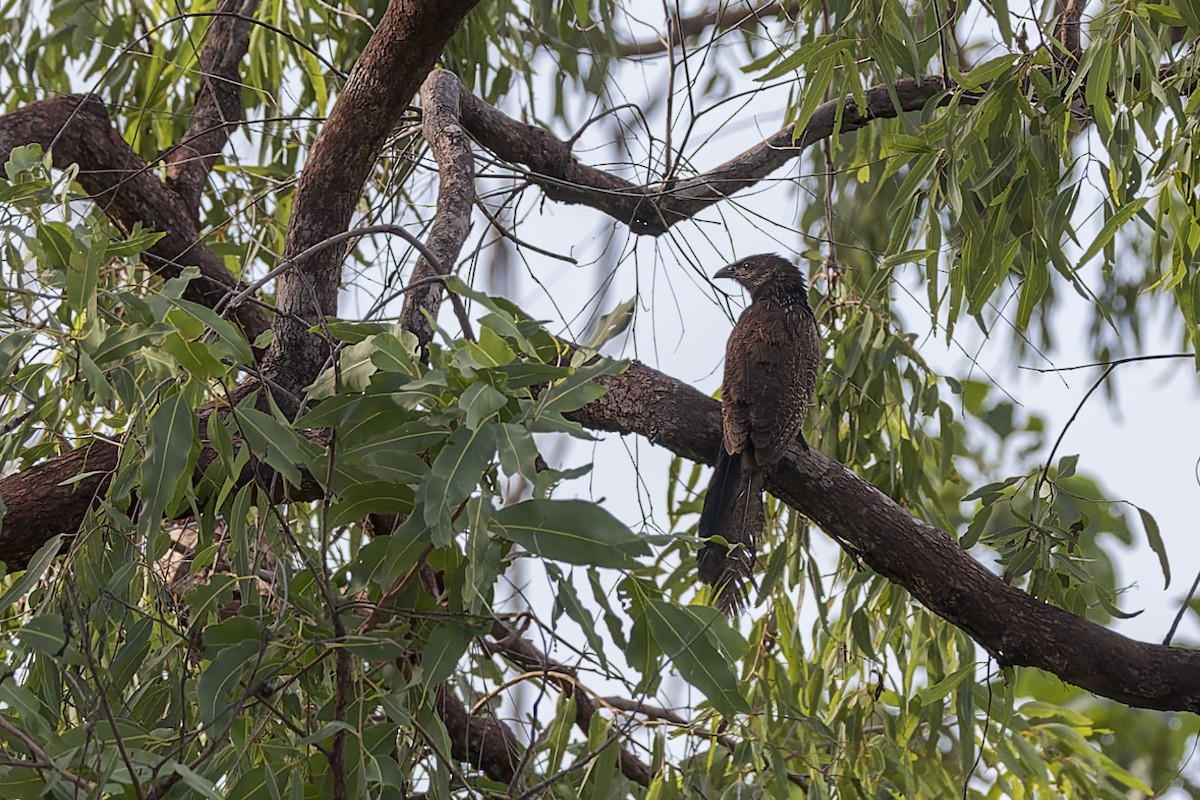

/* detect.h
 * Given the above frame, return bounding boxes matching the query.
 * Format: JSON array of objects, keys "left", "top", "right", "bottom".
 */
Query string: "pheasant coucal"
[{"left": 697, "top": 254, "right": 820, "bottom": 612}]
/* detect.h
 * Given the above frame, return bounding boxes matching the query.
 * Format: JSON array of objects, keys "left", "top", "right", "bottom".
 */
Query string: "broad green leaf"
[
  {"left": 197, "top": 639, "right": 259, "bottom": 727},
  {"left": 643, "top": 599, "right": 748, "bottom": 717},
  {"left": 459, "top": 381, "right": 507, "bottom": 429},
  {"left": 493, "top": 499, "right": 648, "bottom": 569}
]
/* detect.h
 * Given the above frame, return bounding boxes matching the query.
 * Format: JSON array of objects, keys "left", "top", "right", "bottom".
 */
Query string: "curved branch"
[
  {"left": 397, "top": 69, "right": 477, "bottom": 346},
  {"left": 265, "top": 0, "right": 481, "bottom": 393},
  {"left": 567, "top": 362, "right": 1200, "bottom": 714},
  {"left": 166, "top": 0, "right": 263, "bottom": 212},
  {"left": 454, "top": 73, "right": 948, "bottom": 235},
  {"left": 486, "top": 619, "right": 653, "bottom": 787},
  {"left": 0, "top": 95, "right": 269, "bottom": 347}
]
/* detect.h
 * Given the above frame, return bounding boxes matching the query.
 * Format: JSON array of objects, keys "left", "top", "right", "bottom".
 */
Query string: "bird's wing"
[
  {"left": 721, "top": 300, "right": 778, "bottom": 457},
  {"left": 723, "top": 301, "right": 818, "bottom": 466},
  {"left": 754, "top": 305, "right": 819, "bottom": 465}
]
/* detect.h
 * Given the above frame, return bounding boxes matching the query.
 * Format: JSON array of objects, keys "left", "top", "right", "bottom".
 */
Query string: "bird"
[{"left": 697, "top": 254, "right": 820, "bottom": 613}]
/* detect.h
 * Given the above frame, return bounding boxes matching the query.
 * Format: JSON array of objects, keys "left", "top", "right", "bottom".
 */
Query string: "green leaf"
[
  {"left": 232, "top": 405, "right": 317, "bottom": 487},
  {"left": 328, "top": 480, "right": 414, "bottom": 528},
  {"left": 1057, "top": 454, "right": 1079, "bottom": 479},
  {"left": 0, "top": 534, "right": 63, "bottom": 610},
  {"left": 642, "top": 600, "right": 748, "bottom": 717},
  {"left": 171, "top": 763, "right": 225, "bottom": 800},
  {"left": 1078, "top": 198, "right": 1147, "bottom": 268},
  {"left": 197, "top": 639, "right": 259, "bottom": 727},
  {"left": 422, "top": 623, "right": 474, "bottom": 688},
  {"left": 915, "top": 665, "right": 974, "bottom": 706},
  {"left": 495, "top": 422, "right": 539, "bottom": 480},
  {"left": 418, "top": 423, "right": 497, "bottom": 545},
  {"left": 536, "top": 358, "right": 627, "bottom": 417},
  {"left": 494, "top": 499, "right": 648, "bottom": 569},
  {"left": 1136, "top": 506, "right": 1169, "bottom": 588},
  {"left": 460, "top": 381, "right": 508, "bottom": 429},
  {"left": 18, "top": 614, "right": 67, "bottom": 657},
  {"left": 139, "top": 390, "right": 198, "bottom": 534},
  {"left": 583, "top": 296, "right": 635, "bottom": 350}
]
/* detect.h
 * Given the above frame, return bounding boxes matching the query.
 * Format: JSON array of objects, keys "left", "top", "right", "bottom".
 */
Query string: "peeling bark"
[{"left": 397, "top": 70, "right": 477, "bottom": 345}]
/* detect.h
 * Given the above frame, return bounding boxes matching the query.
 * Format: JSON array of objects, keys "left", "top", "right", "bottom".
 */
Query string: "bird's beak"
[{"left": 714, "top": 265, "right": 734, "bottom": 280}]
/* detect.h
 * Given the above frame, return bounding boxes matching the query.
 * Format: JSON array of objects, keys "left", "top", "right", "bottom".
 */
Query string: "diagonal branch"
[
  {"left": 567, "top": 361, "right": 1200, "bottom": 714},
  {"left": 454, "top": 72, "right": 948, "bottom": 235},
  {"left": 397, "top": 69, "right": 477, "bottom": 346},
  {"left": 0, "top": 95, "right": 270, "bottom": 347},
  {"left": 264, "top": 0, "right": 481, "bottom": 394},
  {"left": 486, "top": 619, "right": 653, "bottom": 787},
  {"left": 165, "top": 0, "right": 263, "bottom": 212}
]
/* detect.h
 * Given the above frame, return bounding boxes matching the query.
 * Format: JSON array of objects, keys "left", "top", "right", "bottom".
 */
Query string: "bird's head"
[{"left": 714, "top": 253, "right": 805, "bottom": 293}]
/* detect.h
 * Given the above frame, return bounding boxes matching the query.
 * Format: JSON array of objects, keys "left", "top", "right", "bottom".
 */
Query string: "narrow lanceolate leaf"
[
  {"left": 1136, "top": 506, "right": 1169, "bottom": 588},
  {"left": 139, "top": 390, "right": 198, "bottom": 532},
  {"left": 418, "top": 423, "right": 497, "bottom": 544},
  {"left": 1078, "top": 198, "right": 1147, "bottom": 268},
  {"left": 0, "top": 534, "right": 62, "bottom": 610},
  {"left": 493, "top": 499, "right": 648, "bottom": 569},
  {"left": 643, "top": 600, "right": 749, "bottom": 717}
]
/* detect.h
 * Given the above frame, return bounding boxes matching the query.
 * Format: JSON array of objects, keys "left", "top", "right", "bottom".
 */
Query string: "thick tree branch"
[
  {"left": 265, "top": 0, "right": 481, "bottom": 393},
  {"left": 0, "top": 95, "right": 269, "bottom": 347},
  {"left": 165, "top": 0, "right": 262, "bottom": 212},
  {"left": 455, "top": 73, "right": 947, "bottom": 235},
  {"left": 616, "top": 2, "right": 795, "bottom": 58},
  {"left": 433, "top": 685, "right": 523, "bottom": 783},
  {"left": 567, "top": 362, "right": 1200, "bottom": 714},
  {"left": 7, "top": 356, "right": 1200, "bottom": 713},
  {"left": 397, "top": 69, "right": 477, "bottom": 345}
]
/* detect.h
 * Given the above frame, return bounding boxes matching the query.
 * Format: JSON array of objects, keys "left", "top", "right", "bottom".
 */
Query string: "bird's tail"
[{"left": 697, "top": 447, "right": 764, "bottom": 613}]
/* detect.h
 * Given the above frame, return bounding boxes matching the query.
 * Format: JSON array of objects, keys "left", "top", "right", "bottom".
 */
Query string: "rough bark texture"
[
  {"left": 397, "top": 70, "right": 477, "bottom": 345},
  {"left": 457, "top": 73, "right": 948, "bottom": 234},
  {"left": 487, "top": 619, "right": 654, "bottom": 787},
  {"left": 568, "top": 362, "right": 1200, "bottom": 713},
  {"left": 0, "top": 95, "right": 269, "bottom": 347},
  {"left": 264, "top": 0, "right": 481, "bottom": 393},
  {"left": 165, "top": 0, "right": 262, "bottom": 212},
  {"left": 434, "top": 685, "right": 522, "bottom": 784}
]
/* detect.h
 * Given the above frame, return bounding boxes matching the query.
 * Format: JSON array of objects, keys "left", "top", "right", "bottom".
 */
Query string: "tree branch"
[
  {"left": 434, "top": 684, "right": 523, "bottom": 784},
  {"left": 165, "top": 0, "right": 262, "bottom": 212},
  {"left": 454, "top": 72, "right": 948, "bottom": 235},
  {"left": 0, "top": 95, "right": 270, "bottom": 348},
  {"left": 616, "top": 2, "right": 796, "bottom": 58},
  {"left": 264, "top": 0, "right": 481, "bottom": 393},
  {"left": 486, "top": 619, "right": 654, "bottom": 787},
  {"left": 397, "top": 69, "right": 477, "bottom": 346},
  {"left": 5, "top": 356, "right": 1200, "bottom": 713},
  {"left": 567, "top": 361, "right": 1200, "bottom": 714}
]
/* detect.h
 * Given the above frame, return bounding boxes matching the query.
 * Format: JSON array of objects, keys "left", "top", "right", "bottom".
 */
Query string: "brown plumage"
[{"left": 697, "top": 254, "right": 820, "bottom": 612}]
